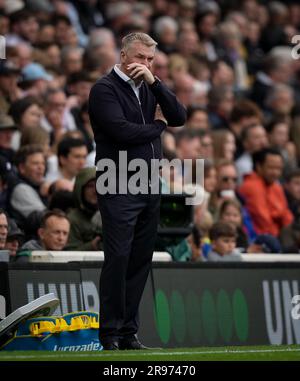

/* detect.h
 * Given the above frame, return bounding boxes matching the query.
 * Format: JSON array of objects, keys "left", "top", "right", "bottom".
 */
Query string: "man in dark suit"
[{"left": 88, "top": 32, "right": 186, "bottom": 350}]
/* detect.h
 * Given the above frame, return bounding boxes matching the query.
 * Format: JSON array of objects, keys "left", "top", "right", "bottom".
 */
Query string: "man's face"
[
  {"left": 19, "top": 153, "right": 45, "bottom": 185},
  {"left": 212, "top": 236, "right": 236, "bottom": 256},
  {"left": 217, "top": 165, "right": 238, "bottom": 191},
  {"left": 178, "top": 136, "right": 201, "bottom": 160},
  {"left": 0, "top": 213, "right": 8, "bottom": 249},
  {"left": 120, "top": 41, "right": 155, "bottom": 77},
  {"left": 245, "top": 125, "right": 268, "bottom": 153},
  {"left": 257, "top": 154, "right": 283, "bottom": 185},
  {"left": 61, "top": 146, "right": 88, "bottom": 178},
  {"left": 18, "top": 17, "right": 39, "bottom": 43},
  {"left": 83, "top": 179, "right": 97, "bottom": 207},
  {"left": 46, "top": 92, "right": 67, "bottom": 117},
  {"left": 285, "top": 176, "right": 300, "bottom": 201},
  {"left": 39, "top": 216, "right": 70, "bottom": 251},
  {"left": 188, "top": 111, "right": 209, "bottom": 131},
  {"left": 153, "top": 53, "right": 169, "bottom": 82}
]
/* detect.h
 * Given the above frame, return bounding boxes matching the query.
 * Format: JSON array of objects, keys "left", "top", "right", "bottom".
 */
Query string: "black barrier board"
[
  {"left": 8, "top": 268, "right": 83, "bottom": 315},
  {"left": 0, "top": 264, "right": 9, "bottom": 320},
  {"left": 3, "top": 262, "right": 300, "bottom": 347}
]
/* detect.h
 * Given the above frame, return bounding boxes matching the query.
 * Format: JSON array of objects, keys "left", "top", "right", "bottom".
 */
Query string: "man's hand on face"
[{"left": 127, "top": 63, "right": 155, "bottom": 85}]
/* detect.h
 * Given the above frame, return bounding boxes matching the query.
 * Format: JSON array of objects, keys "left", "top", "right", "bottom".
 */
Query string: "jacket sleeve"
[
  {"left": 149, "top": 79, "right": 187, "bottom": 127},
  {"left": 10, "top": 183, "right": 46, "bottom": 218},
  {"left": 89, "top": 82, "right": 167, "bottom": 145}
]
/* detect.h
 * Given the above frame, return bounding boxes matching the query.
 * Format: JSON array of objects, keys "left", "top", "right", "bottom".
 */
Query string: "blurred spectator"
[
  {"left": 5, "top": 218, "right": 25, "bottom": 259},
  {"left": 213, "top": 158, "right": 256, "bottom": 239},
  {"left": 61, "top": 46, "right": 83, "bottom": 76},
  {"left": 229, "top": 99, "right": 264, "bottom": 158},
  {"left": 199, "top": 131, "right": 214, "bottom": 160},
  {"left": 195, "top": 9, "right": 218, "bottom": 61},
  {"left": 212, "top": 129, "right": 236, "bottom": 163},
  {"left": 173, "top": 72, "right": 197, "bottom": 107},
  {"left": 6, "top": 9, "right": 39, "bottom": 46},
  {"left": 204, "top": 160, "right": 217, "bottom": 195},
  {"left": 264, "top": 84, "right": 295, "bottom": 121},
  {"left": 207, "top": 221, "right": 242, "bottom": 262},
  {"left": 177, "top": 29, "right": 201, "bottom": 58},
  {"left": 152, "top": 16, "right": 178, "bottom": 54},
  {"left": 41, "top": 88, "right": 77, "bottom": 145},
  {"left": 260, "top": 1, "right": 289, "bottom": 53},
  {"left": 0, "top": 114, "right": 18, "bottom": 170},
  {"left": 186, "top": 105, "right": 210, "bottom": 131},
  {"left": 215, "top": 21, "right": 249, "bottom": 92},
  {"left": 247, "top": 233, "right": 282, "bottom": 254},
  {"left": 266, "top": 118, "right": 297, "bottom": 174},
  {"left": 8, "top": 145, "right": 47, "bottom": 227},
  {"left": 46, "top": 136, "right": 88, "bottom": 183},
  {"left": 152, "top": 49, "right": 170, "bottom": 85},
  {"left": 9, "top": 96, "right": 44, "bottom": 150},
  {"left": 16, "top": 209, "right": 70, "bottom": 262},
  {"left": 66, "top": 167, "right": 102, "bottom": 251},
  {"left": 15, "top": 42, "right": 33, "bottom": 69},
  {"left": 175, "top": 129, "right": 201, "bottom": 162},
  {"left": 215, "top": 159, "right": 238, "bottom": 204},
  {"left": 208, "top": 85, "right": 234, "bottom": 129},
  {"left": 235, "top": 124, "right": 268, "bottom": 183},
  {"left": 218, "top": 198, "right": 249, "bottom": 251},
  {"left": 166, "top": 225, "right": 203, "bottom": 262},
  {"left": 250, "top": 53, "right": 293, "bottom": 109},
  {"left": 284, "top": 169, "right": 300, "bottom": 218},
  {"left": 19, "top": 62, "right": 53, "bottom": 97},
  {"left": 239, "top": 147, "right": 293, "bottom": 237},
  {"left": 0, "top": 61, "right": 22, "bottom": 113},
  {"left": 279, "top": 205, "right": 300, "bottom": 253},
  {"left": 210, "top": 60, "right": 234, "bottom": 88},
  {"left": 0, "top": 209, "right": 8, "bottom": 250}
]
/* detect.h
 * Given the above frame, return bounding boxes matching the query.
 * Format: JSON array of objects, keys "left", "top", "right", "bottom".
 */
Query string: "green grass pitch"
[{"left": 0, "top": 345, "right": 299, "bottom": 361}]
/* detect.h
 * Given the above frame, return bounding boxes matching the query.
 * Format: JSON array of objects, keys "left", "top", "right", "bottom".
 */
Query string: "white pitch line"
[{"left": 0, "top": 348, "right": 300, "bottom": 359}]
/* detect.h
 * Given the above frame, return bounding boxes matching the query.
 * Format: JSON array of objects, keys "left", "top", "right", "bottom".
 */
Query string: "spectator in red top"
[{"left": 239, "top": 147, "right": 293, "bottom": 237}]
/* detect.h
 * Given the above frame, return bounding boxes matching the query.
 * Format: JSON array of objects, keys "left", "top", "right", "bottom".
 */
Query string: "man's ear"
[
  {"left": 38, "top": 227, "right": 44, "bottom": 240},
  {"left": 18, "top": 163, "right": 25, "bottom": 176}
]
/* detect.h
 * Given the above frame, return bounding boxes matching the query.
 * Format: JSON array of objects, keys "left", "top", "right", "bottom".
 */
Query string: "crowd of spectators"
[{"left": 0, "top": 0, "right": 300, "bottom": 262}]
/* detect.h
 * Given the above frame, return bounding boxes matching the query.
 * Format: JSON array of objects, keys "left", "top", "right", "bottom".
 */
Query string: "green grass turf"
[{"left": 0, "top": 345, "right": 299, "bottom": 361}]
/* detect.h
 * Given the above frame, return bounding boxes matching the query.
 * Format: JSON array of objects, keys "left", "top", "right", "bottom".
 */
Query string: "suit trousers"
[{"left": 97, "top": 190, "right": 161, "bottom": 343}]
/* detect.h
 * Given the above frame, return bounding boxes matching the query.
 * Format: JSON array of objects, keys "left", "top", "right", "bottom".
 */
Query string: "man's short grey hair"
[
  {"left": 121, "top": 32, "right": 157, "bottom": 51},
  {"left": 153, "top": 16, "right": 178, "bottom": 38}
]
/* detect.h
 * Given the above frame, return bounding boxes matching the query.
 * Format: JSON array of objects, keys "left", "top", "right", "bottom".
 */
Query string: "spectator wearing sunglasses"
[
  {"left": 212, "top": 159, "right": 256, "bottom": 241},
  {"left": 209, "top": 159, "right": 240, "bottom": 218}
]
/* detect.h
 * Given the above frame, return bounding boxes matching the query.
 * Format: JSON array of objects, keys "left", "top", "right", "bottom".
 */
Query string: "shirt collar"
[{"left": 114, "top": 64, "right": 143, "bottom": 89}]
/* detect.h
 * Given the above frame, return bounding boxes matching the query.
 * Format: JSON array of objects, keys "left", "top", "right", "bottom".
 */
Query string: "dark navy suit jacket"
[{"left": 88, "top": 69, "right": 186, "bottom": 168}]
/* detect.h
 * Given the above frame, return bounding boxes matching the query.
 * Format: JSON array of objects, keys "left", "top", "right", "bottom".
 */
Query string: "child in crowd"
[
  {"left": 218, "top": 199, "right": 249, "bottom": 251},
  {"left": 207, "top": 221, "right": 242, "bottom": 262}
]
